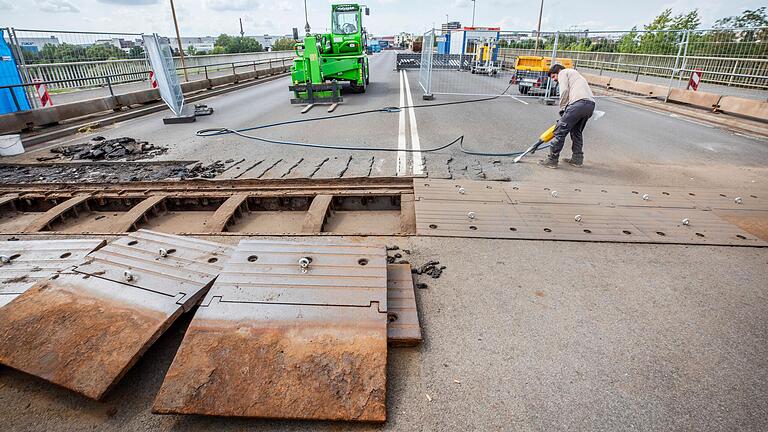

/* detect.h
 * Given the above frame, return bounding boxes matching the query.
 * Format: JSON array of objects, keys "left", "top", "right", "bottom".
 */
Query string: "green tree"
[
  {"left": 214, "top": 33, "right": 264, "bottom": 54},
  {"left": 638, "top": 9, "right": 699, "bottom": 54},
  {"left": 187, "top": 45, "right": 198, "bottom": 56},
  {"left": 617, "top": 27, "right": 639, "bottom": 53},
  {"left": 39, "top": 42, "right": 86, "bottom": 63},
  {"left": 86, "top": 43, "right": 128, "bottom": 61},
  {"left": 715, "top": 6, "right": 767, "bottom": 28},
  {"left": 714, "top": 7, "right": 768, "bottom": 46},
  {"left": 272, "top": 38, "right": 297, "bottom": 51},
  {"left": 215, "top": 34, "right": 233, "bottom": 49},
  {"left": 128, "top": 45, "right": 145, "bottom": 58}
]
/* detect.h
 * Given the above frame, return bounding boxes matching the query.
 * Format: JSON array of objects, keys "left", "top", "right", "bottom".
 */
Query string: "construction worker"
[{"left": 539, "top": 64, "right": 596, "bottom": 168}]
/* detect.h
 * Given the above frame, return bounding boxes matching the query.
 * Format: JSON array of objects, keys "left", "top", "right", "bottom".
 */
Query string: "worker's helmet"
[{"left": 549, "top": 64, "right": 565, "bottom": 75}]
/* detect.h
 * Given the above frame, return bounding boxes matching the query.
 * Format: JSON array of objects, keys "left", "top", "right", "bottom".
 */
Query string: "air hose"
[{"left": 196, "top": 83, "right": 551, "bottom": 157}]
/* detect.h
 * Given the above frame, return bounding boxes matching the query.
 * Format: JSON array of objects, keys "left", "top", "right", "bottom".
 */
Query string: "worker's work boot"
[
  {"left": 538, "top": 155, "right": 559, "bottom": 169},
  {"left": 563, "top": 157, "right": 583, "bottom": 167}
]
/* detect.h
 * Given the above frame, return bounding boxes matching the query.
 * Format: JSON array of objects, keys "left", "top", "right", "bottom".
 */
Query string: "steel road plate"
[
  {"left": 503, "top": 183, "right": 697, "bottom": 208},
  {"left": 415, "top": 179, "right": 511, "bottom": 202},
  {"left": 415, "top": 185, "right": 768, "bottom": 246},
  {"left": 0, "top": 239, "right": 105, "bottom": 307},
  {"left": 387, "top": 264, "right": 422, "bottom": 347},
  {"left": 0, "top": 230, "right": 233, "bottom": 400},
  {"left": 153, "top": 239, "right": 388, "bottom": 422}
]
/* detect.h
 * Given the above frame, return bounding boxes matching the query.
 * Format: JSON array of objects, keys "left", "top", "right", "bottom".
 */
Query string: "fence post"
[
  {"left": 728, "top": 60, "right": 739, "bottom": 87},
  {"left": 676, "top": 30, "right": 690, "bottom": 88},
  {"left": 665, "top": 30, "right": 686, "bottom": 102},
  {"left": 8, "top": 27, "right": 39, "bottom": 109},
  {"left": 427, "top": 29, "right": 434, "bottom": 98},
  {"left": 105, "top": 75, "right": 115, "bottom": 99},
  {"left": 544, "top": 31, "right": 559, "bottom": 99}
]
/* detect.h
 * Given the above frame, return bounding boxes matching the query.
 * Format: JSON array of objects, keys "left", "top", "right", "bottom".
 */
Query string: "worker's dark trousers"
[{"left": 549, "top": 99, "right": 595, "bottom": 162}]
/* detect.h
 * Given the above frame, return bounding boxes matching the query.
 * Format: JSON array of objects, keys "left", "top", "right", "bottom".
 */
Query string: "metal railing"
[
  {"left": 2, "top": 27, "right": 296, "bottom": 110},
  {"left": 21, "top": 51, "right": 295, "bottom": 91},
  {"left": 0, "top": 57, "right": 292, "bottom": 112}
]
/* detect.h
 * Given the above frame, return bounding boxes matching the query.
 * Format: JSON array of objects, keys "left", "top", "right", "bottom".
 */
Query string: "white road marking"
[
  {"left": 510, "top": 96, "right": 529, "bottom": 105},
  {"left": 397, "top": 70, "right": 407, "bottom": 176},
  {"left": 402, "top": 70, "right": 424, "bottom": 175}
]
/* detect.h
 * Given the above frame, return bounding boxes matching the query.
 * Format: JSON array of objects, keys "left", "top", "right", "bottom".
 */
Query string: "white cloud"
[
  {"left": 206, "top": 0, "right": 260, "bottom": 12},
  {"left": 35, "top": 0, "right": 79, "bottom": 13},
  {"left": 0, "top": 0, "right": 12, "bottom": 11},
  {"left": 98, "top": 0, "right": 160, "bottom": 4}
]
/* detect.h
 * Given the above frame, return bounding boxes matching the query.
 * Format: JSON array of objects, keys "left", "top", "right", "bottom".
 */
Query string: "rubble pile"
[
  {"left": 184, "top": 161, "right": 228, "bottom": 179},
  {"left": 44, "top": 137, "right": 168, "bottom": 162},
  {"left": 413, "top": 260, "right": 446, "bottom": 279}
]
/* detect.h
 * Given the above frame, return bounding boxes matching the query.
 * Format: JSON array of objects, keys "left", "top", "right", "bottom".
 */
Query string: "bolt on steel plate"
[
  {"left": 153, "top": 239, "right": 389, "bottom": 422},
  {"left": 0, "top": 230, "right": 232, "bottom": 400},
  {"left": 0, "top": 239, "right": 105, "bottom": 308}
]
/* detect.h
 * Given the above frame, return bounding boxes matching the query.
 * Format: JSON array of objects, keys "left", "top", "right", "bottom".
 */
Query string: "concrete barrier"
[
  {"left": 717, "top": 96, "right": 768, "bottom": 121},
  {"left": 209, "top": 75, "right": 236, "bottom": 88},
  {"left": 608, "top": 78, "right": 668, "bottom": 98},
  {"left": 667, "top": 88, "right": 721, "bottom": 111},
  {"left": 0, "top": 111, "right": 34, "bottom": 133},
  {"left": 582, "top": 73, "right": 611, "bottom": 88},
  {"left": 180, "top": 79, "right": 210, "bottom": 94},
  {"left": 115, "top": 89, "right": 161, "bottom": 107},
  {"left": 0, "top": 97, "right": 118, "bottom": 131},
  {"left": 0, "top": 68, "right": 285, "bottom": 134},
  {"left": 235, "top": 71, "right": 259, "bottom": 82}
]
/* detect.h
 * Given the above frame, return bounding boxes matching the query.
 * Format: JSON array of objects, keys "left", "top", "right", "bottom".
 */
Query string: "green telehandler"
[{"left": 289, "top": 3, "right": 370, "bottom": 110}]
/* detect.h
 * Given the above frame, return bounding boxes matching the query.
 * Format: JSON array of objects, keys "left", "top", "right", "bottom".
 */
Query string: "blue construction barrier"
[{"left": 0, "top": 29, "right": 31, "bottom": 114}]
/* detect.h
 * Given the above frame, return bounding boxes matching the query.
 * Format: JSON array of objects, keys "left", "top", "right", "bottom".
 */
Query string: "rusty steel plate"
[
  {"left": 153, "top": 240, "right": 388, "bottom": 422},
  {"left": 0, "top": 230, "right": 233, "bottom": 400},
  {"left": 0, "top": 239, "right": 105, "bottom": 307},
  {"left": 387, "top": 264, "right": 422, "bottom": 347},
  {"left": 415, "top": 179, "right": 511, "bottom": 203}
]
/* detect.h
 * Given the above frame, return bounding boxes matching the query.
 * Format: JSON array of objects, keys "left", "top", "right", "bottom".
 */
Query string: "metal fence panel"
[
  {"left": 418, "top": 27, "right": 768, "bottom": 101},
  {"left": 418, "top": 30, "right": 434, "bottom": 96}
]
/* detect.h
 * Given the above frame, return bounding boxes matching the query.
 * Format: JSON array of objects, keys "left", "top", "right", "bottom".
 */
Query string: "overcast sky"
[{"left": 0, "top": 0, "right": 765, "bottom": 37}]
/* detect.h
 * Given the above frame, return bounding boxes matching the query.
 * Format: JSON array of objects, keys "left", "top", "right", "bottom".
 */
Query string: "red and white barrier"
[
  {"left": 149, "top": 71, "right": 158, "bottom": 89},
  {"left": 687, "top": 70, "right": 703, "bottom": 91},
  {"left": 33, "top": 79, "right": 53, "bottom": 107}
]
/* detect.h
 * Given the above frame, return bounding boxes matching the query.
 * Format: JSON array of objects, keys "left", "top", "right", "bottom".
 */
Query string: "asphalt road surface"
[
  {"left": 0, "top": 234, "right": 766, "bottom": 432},
  {"left": 26, "top": 50, "right": 768, "bottom": 190},
  {"left": 1, "top": 50, "right": 766, "bottom": 432}
]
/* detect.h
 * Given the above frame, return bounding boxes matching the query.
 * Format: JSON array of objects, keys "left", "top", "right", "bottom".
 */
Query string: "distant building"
[
  {"left": 94, "top": 38, "right": 139, "bottom": 52},
  {"left": 169, "top": 37, "right": 216, "bottom": 54},
  {"left": 15, "top": 36, "right": 59, "bottom": 53},
  {"left": 394, "top": 32, "right": 413, "bottom": 48},
  {"left": 247, "top": 34, "right": 294, "bottom": 51}
]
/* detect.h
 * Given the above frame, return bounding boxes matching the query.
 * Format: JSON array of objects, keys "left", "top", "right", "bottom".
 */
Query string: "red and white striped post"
[
  {"left": 149, "top": 71, "right": 158, "bottom": 89},
  {"left": 687, "top": 69, "right": 703, "bottom": 91},
  {"left": 33, "top": 79, "right": 53, "bottom": 107}
]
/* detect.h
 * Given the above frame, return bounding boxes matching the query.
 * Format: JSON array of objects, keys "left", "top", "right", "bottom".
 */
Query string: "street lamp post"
[
  {"left": 471, "top": 0, "right": 476, "bottom": 27},
  {"left": 304, "top": 0, "right": 311, "bottom": 34},
  {"left": 169, "top": 0, "right": 188, "bottom": 82},
  {"left": 534, "top": 0, "right": 544, "bottom": 53}
]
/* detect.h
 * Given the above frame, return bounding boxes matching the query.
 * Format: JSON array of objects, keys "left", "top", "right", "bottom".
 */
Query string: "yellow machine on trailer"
[
  {"left": 470, "top": 38, "right": 500, "bottom": 76},
  {"left": 511, "top": 56, "right": 574, "bottom": 95}
]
